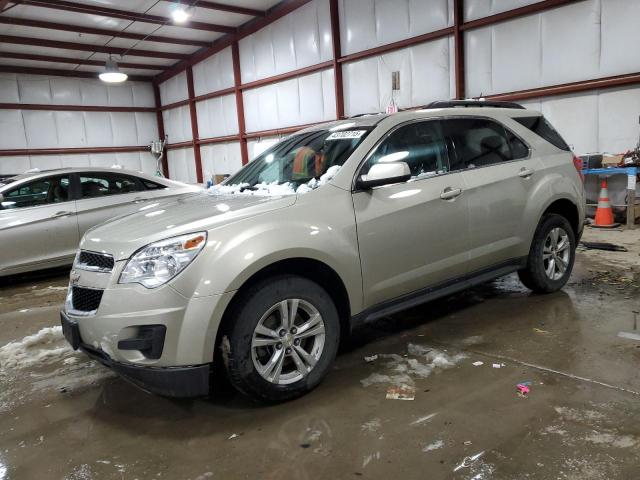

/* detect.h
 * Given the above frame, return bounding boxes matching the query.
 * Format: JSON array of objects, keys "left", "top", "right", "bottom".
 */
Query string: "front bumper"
[{"left": 61, "top": 311, "right": 210, "bottom": 397}]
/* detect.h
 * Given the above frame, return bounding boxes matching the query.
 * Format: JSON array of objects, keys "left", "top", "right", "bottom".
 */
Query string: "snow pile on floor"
[
  {"left": 361, "top": 343, "right": 467, "bottom": 387},
  {"left": 0, "top": 326, "right": 115, "bottom": 409},
  {"left": 207, "top": 165, "right": 341, "bottom": 197},
  {"left": 0, "top": 326, "right": 70, "bottom": 370}
]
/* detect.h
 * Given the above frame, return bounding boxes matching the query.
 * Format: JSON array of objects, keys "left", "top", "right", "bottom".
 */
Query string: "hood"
[{"left": 81, "top": 192, "right": 296, "bottom": 260}]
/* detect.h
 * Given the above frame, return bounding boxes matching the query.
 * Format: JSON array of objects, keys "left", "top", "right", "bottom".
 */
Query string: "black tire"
[
  {"left": 518, "top": 213, "right": 576, "bottom": 293},
  {"left": 221, "top": 275, "right": 340, "bottom": 403}
]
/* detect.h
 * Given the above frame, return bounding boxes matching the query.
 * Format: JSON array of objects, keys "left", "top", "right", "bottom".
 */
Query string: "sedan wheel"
[{"left": 543, "top": 227, "right": 571, "bottom": 281}]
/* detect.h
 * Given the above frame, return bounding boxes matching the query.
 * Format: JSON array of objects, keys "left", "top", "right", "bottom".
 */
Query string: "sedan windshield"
[{"left": 210, "top": 128, "right": 372, "bottom": 196}]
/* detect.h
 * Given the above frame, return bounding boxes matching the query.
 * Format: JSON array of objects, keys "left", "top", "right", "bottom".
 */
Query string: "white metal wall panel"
[
  {"left": 0, "top": 152, "right": 158, "bottom": 175},
  {"left": 239, "top": 0, "right": 332, "bottom": 84},
  {"left": 339, "top": 0, "right": 453, "bottom": 55},
  {"left": 159, "top": 71, "right": 189, "bottom": 106},
  {"left": 167, "top": 147, "right": 197, "bottom": 183},
  {"left": 0, "top": 110, "right": 157, "bottom": 149},
  {"left": 162, "top": 105, "right": 192, "bottom": 143},
  {"left": 343, "top": 38, "right": 453, "bottom": 116},
  {"left": 465, "top": 1, "right": 640, "bottom": 97},
  {"left": 519, "top": 85, "right": 640, "bottom": 155},
  {"left": 201, "top": 142, "right": 243, "bottom": 179},
  {"left": 0, "top": 73, "right": 155, "bottom": 107},
  {"left": 464, "top": 0, "right": 540, "bottom": 21},
  {"left": 0, "top": 110, "right": 28, "bottom": 149},
  {"left": 193, "top": 47, "right": 234, "bottom": 97},
  {"left": 243, "top": 69, "right": 336, "bottom": 133},
  {"left": 196, "top": 94, "right": 239, "bottom": 139},
  {"left": 601, "top": 0, "right": 640, "bottom": 77}
]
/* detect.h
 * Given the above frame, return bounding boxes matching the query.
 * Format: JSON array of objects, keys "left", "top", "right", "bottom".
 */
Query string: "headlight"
[{"left": 119, "top": 232, "right": 207, "bottom": 288}]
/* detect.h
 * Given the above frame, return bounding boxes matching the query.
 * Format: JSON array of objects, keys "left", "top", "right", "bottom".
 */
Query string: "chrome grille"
[
  {"left": 71, "top": 286, "right": 104, "bottom": 313},
  {"left": 77, "top": 250, "right": 114, "bottom": 272}
]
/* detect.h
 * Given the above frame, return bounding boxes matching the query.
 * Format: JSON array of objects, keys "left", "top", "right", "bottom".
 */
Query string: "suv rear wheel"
[
  {"left": 222, "top": 275, "right": 340, "bottom": 403},
  {"left": 518, "top": 213, "right": 576, "bottom": 293}
]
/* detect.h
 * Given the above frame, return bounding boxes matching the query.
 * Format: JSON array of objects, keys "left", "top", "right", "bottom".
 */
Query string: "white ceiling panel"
[
  {"left": 0, "top": 24, "right": 113, "bottom": 45},
  {"left": 0, "top": 44, "right": 93, "bottom": 60},
  {"left": 146, "top": 3, "right": 254, "bottom": 27},
  {"left": 90, "top": 52, "right": 176, "bottom": 67},
  {"left": 0, "top": 58, "right": 85, "bottom": 71},
  {"left": 4, "top": 4, "right": 136, "bottom": 31},
  {"left": 150, "top": 24, "right": 222, "bottom": 43},
  {"left": 57, "top": 0, "right": 158, "bottom": 14},
  {"left": 104, "top": 38, "right": 199, "bottom": 55}
]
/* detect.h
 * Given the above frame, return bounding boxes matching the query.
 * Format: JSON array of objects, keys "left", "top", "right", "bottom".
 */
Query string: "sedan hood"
[{"left": 81, "top": 192, "right": 297, "bottom": 260}]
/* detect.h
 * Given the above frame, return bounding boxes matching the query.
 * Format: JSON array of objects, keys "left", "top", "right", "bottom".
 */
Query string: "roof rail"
[{"left": 425, "top": 100, "right": 526, "bottom": 110}]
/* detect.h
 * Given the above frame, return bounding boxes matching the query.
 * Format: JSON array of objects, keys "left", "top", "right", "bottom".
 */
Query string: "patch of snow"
[
  {"left": 423, "top": 440, "right": 444, "bottom": 452},
  {"left": 361, "top": 418, "right": 382, "bottom": 432},
  {"left": 0, "top": 327, "right": 69, "bottom": 369},
  {"left": 584, "top": 431, "right": 638, "bottom": 448},
  {"left": 208, "top": 165, "right": 342, "bottom": 197}
]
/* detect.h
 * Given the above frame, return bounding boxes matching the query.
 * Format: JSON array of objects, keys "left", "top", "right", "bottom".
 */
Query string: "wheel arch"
[{"left": 541, "top": 197, "right": 581, "bottom": 238}]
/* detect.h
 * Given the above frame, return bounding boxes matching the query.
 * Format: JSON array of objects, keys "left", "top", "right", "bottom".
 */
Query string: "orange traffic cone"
[{"left": 592, "top": 179, "right": 620, "bottom": 228}]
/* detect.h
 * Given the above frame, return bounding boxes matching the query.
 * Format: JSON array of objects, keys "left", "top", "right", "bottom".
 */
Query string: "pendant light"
[{"left": 99, "top": 57, "right": 128, "bottom": 83}]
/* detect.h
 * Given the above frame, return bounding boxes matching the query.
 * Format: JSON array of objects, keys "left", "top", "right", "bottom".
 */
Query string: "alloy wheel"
[{"left": 543, "top": 227, "right": 571, "bottom": 281}]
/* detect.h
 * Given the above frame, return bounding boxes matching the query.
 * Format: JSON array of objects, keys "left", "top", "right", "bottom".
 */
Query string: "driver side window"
[
  {"left": 1, "top": 176, "right": 70, "bottom": 210},
  {"left": 362, "top": 121, "right": 449, "bottom": 179}
]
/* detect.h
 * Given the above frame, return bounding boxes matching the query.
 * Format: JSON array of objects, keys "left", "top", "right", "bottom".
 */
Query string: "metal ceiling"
[{"left": 0, "top": 0, "right": 282, "bottom": 80}]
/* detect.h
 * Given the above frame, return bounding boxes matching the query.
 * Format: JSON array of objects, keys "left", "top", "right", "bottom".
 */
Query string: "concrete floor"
[{"left": 0, "top": 229, "right": 639, "bottom": 480}]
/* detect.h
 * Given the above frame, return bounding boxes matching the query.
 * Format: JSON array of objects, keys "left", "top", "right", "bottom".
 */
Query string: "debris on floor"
[
  {"left": 453, "top": 451, "right": 485, "bottom": 472},
  {"left": 410, "top": 413, "right": 437, "bottom": 425},
  {"left": 364, "top": 354, "right": 378, "bottom": 363},
  {"left": 472, "top": 361, "right": 484, "bottom": 367},
  {"left": 516, "top": 382, "right": 532, "bottom": 398},
  {"left": 617, "top": 331, "right": 640, "bottom": 341},
  {"left": 580, "top": 241, "right": 628, "bottom": 252},
  {"left": 422, "top": 440, "right": 444, "bottom": 452},
  {"left": 386, "top": 384, "right": 415, "bottom": 400}
]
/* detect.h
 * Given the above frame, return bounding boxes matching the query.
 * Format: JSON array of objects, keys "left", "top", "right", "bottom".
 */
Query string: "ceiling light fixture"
[
  {"left": 99, "top": 58, "right": 128, "bottom": 83},
  {"left": 171, "top": 5, "right": 191, "bottom": 23}
]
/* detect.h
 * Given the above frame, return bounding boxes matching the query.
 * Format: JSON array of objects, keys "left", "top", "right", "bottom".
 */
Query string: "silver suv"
[{"left": 60, "top": 101, "right": 584, "bottom": 402}]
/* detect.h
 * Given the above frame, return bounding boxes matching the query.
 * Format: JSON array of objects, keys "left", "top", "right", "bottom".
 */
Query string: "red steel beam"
[
  {"left": 0, "top": 103, "right": 155, "bottom": 112},
  {"left": 240, "top": 61, "right": 333, "bottom": 91},
  {"left": 243, "top": 122, "right": 317, "bottom": 140},
  {"left": 18, "top": 0, "right": 236, "bottom": 33},
  {"left": 153, "top": 84, "right": 169, "bottom": 177},
  {"left": 0, "top": 146, "right": 149, "bottom": 157},
  {"left": 0, "top": 16, "right": 210, "bottom": 48},
  {"left": 186, "top": 66, "right": 204, "bottom": 183},
  {"left": 486, "top": 72, "right": 640, "bottom": 102},
  {"left": 197, "top": 135, "right": 241, "bottom": 146},
  {"left": 194, "top": 86, "right": 236, "bottom": 103},
  {"left": 461, "top": 0, "right": 582, "bottom": 31},
  {"left": 337, "top": 26, "right": 454, "bottom": 64},
  {"left": 0, "top": 0, "right": 11, "bottom": 10},
  {"left": 0, "top": 35, "right": 188, "bottom": 60},
  {"left": 454, "top": 0, "right": 465, "bottom": 99},
  {"left": 0, "top": 52, "right": 163, "bottom": 71},
  {"left": 329, "top": 0, "right": 344, "bottom": 119},
  {"left": 0, "top": 65, "right": 153, "bottom": 81},
  {"left": 163, "top": 0, "right": 266, "bottom": 17},
  {"left": 232, "top": 42, "right": 249, "bottom": 166},
  {"left": 159, "top": 99, "right": 190, "bottom": 111},
  {"left": 166, "top": 141, "right": 194, "bottom": 150}
]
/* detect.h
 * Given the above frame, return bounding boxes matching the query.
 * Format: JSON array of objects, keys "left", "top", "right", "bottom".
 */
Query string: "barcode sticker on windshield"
[{"left": 326, "top": 130, "right": 367, "bottom": 141}]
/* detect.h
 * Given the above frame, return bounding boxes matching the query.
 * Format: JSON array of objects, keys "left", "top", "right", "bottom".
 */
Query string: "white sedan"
[{"left": 0, "top": 167, "right": 200, "bottom": 277}]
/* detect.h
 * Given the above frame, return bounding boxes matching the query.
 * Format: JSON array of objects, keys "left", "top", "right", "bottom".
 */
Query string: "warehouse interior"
[{"left": 1, "top": 0, "right": 640, "bottom": 479}]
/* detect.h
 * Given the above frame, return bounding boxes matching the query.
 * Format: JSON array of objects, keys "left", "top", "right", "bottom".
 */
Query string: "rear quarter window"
[{"left": 514, "top": 116, "right": 571, "bottom": 151}]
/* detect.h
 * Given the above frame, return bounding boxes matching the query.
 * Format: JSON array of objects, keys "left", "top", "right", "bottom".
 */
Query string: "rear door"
[
  {"left": 0, "top": 174, "right": 78, "bottom": 272},
  {"left": 352, "top": 119, "right": 469, "bottom": 308},
  {"left": 443, "top": 117, "right": 542, "bottom": 272},
  {"left": 74, "top": 172, "right": 148, "bottom": 238}
]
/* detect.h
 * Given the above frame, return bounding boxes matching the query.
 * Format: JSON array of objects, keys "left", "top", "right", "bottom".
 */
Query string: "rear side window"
[
  {"left": 141, "top": 179, "right": 167, "bottom": 190},
  {"left": 514, "top": 116, "right": 570, "bottom": 151},
  {"left": 444, "top": 118, "right": 529, "bottom": 171}
]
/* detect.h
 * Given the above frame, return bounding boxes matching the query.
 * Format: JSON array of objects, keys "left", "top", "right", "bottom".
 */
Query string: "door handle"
[
  {"left": 440, "top": 187, "right": 463, "bottom": 200},
  {"left": 518, "top": 168, "right": 535, "bottom": 179},
  {"left": 51, "top": 211, "right": 74, "bottom": 218}
]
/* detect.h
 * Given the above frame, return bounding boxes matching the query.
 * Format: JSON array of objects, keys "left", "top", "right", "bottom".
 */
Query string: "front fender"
[{"left": 169, "top": 186, "right": 364, "bottom": 315}]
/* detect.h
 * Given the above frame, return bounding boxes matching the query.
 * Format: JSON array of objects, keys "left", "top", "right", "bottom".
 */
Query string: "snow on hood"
[{"left": 207, "top": 165, "right": 342, "bottom": 196}]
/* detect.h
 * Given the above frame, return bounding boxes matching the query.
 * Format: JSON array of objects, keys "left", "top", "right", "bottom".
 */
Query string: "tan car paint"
[{"left": 65, "top": 108, "right": 585, "bottom": 369}]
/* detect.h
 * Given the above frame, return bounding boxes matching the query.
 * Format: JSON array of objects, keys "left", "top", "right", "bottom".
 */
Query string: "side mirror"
[{"left": 357, "top": 162, "right": 411, "bottom": 189}]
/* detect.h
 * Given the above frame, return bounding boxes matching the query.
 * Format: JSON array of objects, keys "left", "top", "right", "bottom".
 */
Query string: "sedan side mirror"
[{"left": 357, "top": 162, "right": 412, "bottom": 189}]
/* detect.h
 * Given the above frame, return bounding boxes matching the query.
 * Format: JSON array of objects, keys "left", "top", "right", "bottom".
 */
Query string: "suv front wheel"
[
  {"left": 222, "top": 275, "right": 340, "bottom": 403},
  {"left": 518, "top": 213, "right": 576, "bottom": 293}
]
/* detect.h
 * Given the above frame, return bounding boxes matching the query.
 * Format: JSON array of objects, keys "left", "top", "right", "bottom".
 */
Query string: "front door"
[
  {"left": 352, "top": 120, "right": 469, "bottom": 308},
  {"left": 0, "top": 174, "right": 78, "bottom": 273}
]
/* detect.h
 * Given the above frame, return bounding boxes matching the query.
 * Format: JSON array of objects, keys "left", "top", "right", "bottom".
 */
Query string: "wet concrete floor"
[{"left": 0, "top": 229, "right": 639, "bottom": 479}]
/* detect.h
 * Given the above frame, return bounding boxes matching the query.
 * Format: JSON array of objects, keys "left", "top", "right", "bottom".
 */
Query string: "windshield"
[{"left": 209, "top": 128, "right": 372, "bottom": 196}]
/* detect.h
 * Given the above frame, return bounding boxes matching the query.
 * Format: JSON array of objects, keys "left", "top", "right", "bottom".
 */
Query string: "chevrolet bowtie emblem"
[{"left": 70, "top": 271, "right": 80, "bottom": 286}]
